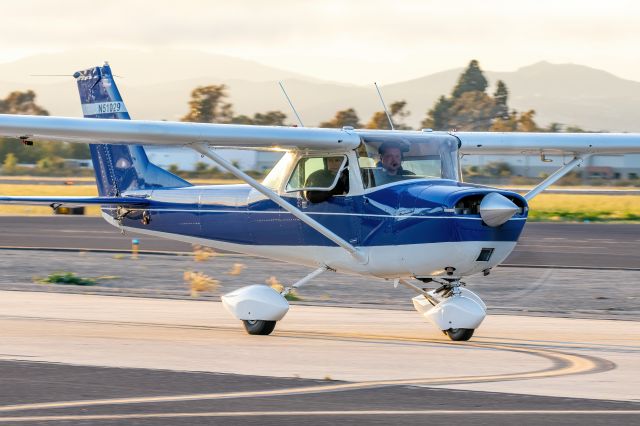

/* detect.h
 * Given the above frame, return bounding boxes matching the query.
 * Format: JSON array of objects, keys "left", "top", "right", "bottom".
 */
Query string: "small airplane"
[{"left": 1, "top": 63, "right": 639, "bottom": 341}]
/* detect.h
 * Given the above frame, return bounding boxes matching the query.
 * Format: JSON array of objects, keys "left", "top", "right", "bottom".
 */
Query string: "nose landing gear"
[{"left": 397, "top": 278, "right": 487, "bottom": 341}]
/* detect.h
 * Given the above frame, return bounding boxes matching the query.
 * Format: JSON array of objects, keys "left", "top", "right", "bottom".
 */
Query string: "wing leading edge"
[
  {"left": 0, "top": 114, "right": 361, "bottom": 153},
  {"left": 457, "top": 132, "right": 640, "bottom": 155}
]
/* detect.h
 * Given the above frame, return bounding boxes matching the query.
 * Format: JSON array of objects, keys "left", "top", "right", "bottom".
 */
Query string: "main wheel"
[
  {"left": 446, "top": 328, "right": 474, "bottom": 341},
  {"left": 242, "top": 320, "right": 277, "bottom": 335}
]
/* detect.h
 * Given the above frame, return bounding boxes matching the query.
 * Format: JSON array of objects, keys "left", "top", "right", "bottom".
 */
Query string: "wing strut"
[
  {"left": 192, "top": 144, "right": 367, "bottom": 264},
  {"left": 524, "top": 155, "right": 591, "bottom": 201}
]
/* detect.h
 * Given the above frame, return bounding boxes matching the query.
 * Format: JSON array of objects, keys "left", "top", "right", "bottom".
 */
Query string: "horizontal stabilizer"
[{"left": 0, "top": 196, "right": 149, "bottom": 207}]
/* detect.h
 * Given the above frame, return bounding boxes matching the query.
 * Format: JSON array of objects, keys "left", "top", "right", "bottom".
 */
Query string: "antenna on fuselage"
[
  {"left": 278, "top": 81, "right": 304, "bottom": 127},
  {"left": 374, "top": 82, "right": 394, "bottom": 130}
]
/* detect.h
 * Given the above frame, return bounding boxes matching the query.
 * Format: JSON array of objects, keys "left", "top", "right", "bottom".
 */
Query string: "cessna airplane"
[{"left": 1, "top": 63, "right": 639, "bottom": 341}]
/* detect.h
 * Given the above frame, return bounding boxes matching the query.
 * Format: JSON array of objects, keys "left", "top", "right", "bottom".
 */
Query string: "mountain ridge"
[{"left": 1, "top": 49, "right": 639, "bottom": 131}]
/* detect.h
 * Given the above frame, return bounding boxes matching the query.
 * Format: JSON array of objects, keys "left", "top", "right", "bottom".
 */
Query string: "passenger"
[{"left": 304, "top": 156, "right": 349, "bottom": 203}]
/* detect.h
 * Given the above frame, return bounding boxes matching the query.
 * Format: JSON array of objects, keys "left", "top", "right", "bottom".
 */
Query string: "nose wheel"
[
  {"left": 402, "top": 278, "right": 487, "bottom": 341},
  {"left": 446, "top": 328, "right": 475, "bottom": 341}
]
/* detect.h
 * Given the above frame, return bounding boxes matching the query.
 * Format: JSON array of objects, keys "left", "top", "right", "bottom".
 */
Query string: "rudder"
[{"left": 74, "top": 63, "right": 190, "bottom": 196}]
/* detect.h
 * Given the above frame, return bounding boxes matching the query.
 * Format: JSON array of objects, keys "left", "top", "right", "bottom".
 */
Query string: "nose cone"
[{"left": 480, "top": 193, "right": 519, "bottom": 227}]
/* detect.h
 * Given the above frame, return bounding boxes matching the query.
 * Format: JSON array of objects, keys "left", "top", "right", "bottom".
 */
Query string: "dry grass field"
[
  {"left": 0, "top": 182, "right": 638, "bottom": 221},
  {"left": 527, "top": 193, "right": 640, "bottom": 221}
]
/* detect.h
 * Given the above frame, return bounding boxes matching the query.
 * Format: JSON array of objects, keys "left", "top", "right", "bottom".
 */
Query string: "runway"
[
  {"left": 0, "top": 216, "right": 639, "bottom": 269},
  {"left": 0, "top": 291, "right": 638, "bottom": 425}
]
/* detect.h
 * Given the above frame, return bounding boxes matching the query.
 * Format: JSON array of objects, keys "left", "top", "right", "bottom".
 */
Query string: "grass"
[
  {"left": 0, "top": 182, "right": 638, "bottom": 222},
  {"left": 527, "top": 194, "right": 640, "bottom": 222},
  {"left": 0, "top": 183, "right": 101, "bottom": 216},
  {"left": 39, "top": 272, "right": 97, "bottom": 286}
]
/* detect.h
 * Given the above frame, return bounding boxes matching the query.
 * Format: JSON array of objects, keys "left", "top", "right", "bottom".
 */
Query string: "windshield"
[{"left": 357, "top": 133, "right": 460, "bottom": 189}]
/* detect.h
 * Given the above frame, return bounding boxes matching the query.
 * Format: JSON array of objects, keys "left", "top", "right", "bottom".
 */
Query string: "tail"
[{"left": 74, "top": 62, "right": 190, "bottom": 196}]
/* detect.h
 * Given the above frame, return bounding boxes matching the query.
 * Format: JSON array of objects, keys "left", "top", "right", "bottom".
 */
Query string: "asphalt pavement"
[
  {"left": 0, "top": 216, "right": 639, "bottom": 269},
  {"left": 0, "top": 217, "right": 638, "bottom": 425},
  {"left": 1, "top": 292, "right": 638, "bottom": 426},
  {"left": 0, "top": 360, "right": 637, "bottom": 426}
]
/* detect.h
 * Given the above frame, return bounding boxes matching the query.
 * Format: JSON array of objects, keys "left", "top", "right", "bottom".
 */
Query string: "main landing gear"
[
  {"left": 397, "top": 278, "right": 487, "bottom": 341},
  {"left": 221, "top": 267, "right": 329, "bottom": 336}
]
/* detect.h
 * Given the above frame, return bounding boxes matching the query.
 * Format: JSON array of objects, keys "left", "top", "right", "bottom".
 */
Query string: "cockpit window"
[{"left": 357, "top": 134, "right": 459, "bottom": 189}]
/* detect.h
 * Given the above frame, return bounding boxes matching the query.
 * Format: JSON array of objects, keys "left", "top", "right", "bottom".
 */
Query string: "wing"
[
  {"left": 0, "top": 114, "right": 361, "bottom": 152},
  {"left": 0, "top": 196, "right": 149, "bottom": 207},
  {"left": 455, "top": 131, "right": 640, "bottom": 200},
  {"left": 456, "top": 132, "right": 640, "bottom": 155}
]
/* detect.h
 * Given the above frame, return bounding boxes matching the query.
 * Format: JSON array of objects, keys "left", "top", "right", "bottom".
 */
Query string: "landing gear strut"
[{"left": 398, "top": 278, "right": 487, "bottom": 341}]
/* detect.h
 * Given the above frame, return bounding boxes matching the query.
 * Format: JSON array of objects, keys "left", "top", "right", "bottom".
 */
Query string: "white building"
[{"left": 144, "top": 146, "right": 283, "bottom": 172}]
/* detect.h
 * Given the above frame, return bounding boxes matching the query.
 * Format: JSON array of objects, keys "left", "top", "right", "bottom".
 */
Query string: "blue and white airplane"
[{"left": 1, "top": 63, "right": 639, "bottom": 340}]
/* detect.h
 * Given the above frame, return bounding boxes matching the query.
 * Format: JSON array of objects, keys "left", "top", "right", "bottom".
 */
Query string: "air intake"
[{"left": 476, "top": 248, "right": 494, "bottom": 262}]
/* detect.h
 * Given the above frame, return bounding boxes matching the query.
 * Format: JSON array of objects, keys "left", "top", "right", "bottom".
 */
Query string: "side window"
[{"left": 286, "top": 156, "right": 346, "bottom": 192}]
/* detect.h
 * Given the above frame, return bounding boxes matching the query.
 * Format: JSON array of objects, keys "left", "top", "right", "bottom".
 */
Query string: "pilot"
[
  {"left": 377, "top": 141, "right": 414, "bottom": 183},
  {"left": 304, "top": 156, "right": 349, "bottom": 203}
]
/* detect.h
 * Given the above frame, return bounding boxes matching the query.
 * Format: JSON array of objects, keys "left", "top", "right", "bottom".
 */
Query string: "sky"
[{"left": 1, "top": 0, "right": 640, "bottom": 84}]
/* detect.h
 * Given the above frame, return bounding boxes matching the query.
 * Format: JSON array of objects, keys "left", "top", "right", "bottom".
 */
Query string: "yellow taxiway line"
[{"left": 0, "top": 330, "right": 605, "bottom": 414}]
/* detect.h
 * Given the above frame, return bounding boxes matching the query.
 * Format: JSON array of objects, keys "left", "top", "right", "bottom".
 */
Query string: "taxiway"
[{"left": 0, "top": 291, "right": 638, "bottom": 425}]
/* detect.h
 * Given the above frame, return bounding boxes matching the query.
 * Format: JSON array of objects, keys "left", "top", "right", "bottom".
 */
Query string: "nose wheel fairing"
[{"left": 412, "top": 287, "right": 487, "bottom": 336}]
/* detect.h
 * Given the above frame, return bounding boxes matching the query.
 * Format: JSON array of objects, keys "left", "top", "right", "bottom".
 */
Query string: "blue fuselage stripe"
[{"left": 112, "top": 185, "right": 527, "bottom": 247}]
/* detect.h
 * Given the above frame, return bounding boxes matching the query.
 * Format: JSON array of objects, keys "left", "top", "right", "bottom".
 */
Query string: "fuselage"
[{"left": 106, "top": 178, "right": 528, "bottom": 279}]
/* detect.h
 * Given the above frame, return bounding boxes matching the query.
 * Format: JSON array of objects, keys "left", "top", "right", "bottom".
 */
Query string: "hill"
[{"left": 1, "top": 50, "right": 639, "bottom": 131}]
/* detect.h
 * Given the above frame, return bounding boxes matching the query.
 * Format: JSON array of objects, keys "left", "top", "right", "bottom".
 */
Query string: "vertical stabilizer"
[{"left": 74, "top": 63, "right": 190, "bottom": 196}]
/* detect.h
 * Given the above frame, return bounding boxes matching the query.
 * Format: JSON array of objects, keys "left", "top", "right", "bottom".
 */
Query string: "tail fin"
[{"left": 74, "top": 63, "right": 190, "bottom": 196}]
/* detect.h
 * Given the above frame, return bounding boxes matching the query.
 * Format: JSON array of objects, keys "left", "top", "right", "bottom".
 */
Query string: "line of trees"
[
  {"left": 0, "top": 59, "right": 588, "bottom": 176},
  {"left": 0, "top": 90, "right": 92, "bottom": 175},
  {"left": 178, "top": 60, "right": 586, "bottom": 133}
]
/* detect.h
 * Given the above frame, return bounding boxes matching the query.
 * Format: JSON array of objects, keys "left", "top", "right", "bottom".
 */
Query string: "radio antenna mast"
[
  {"left": 278, "top": 81, "right": 304, "bottom": 127},
  {"left": 374, "top": 82, "right": 394, "bottom": 130}
]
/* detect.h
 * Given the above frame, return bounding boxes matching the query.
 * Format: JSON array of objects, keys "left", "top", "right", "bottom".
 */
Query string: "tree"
[
  {"left": 229, "top": 114, "right": 255, "bottom": 125},
  {"left": 421, "top": 96, "right": 453, "bottom": 130},
  {"left": 389, "top": 101, "right": 411, "bottom": 130},
  {"left": 252, "top": 111, "right": 287, "bottom": 126},
  {"left": 229, "top": 111, "right": 288, "bottom": 126},
  {"left": 181, "top": 85, "right": 233, "bottom": 123},
  {"left": 36, "top": 156, "right": 64, "bottom": 172},
  {"left": 63, "top": 143, "right": 91, "bottom": 159},
  {"left": 447, "top": 91, "right": 496, "bottom": 131},
  {"left": 365, "top": 100, "right": 412, "bottom": 129},
  {"left": 452, "top": 60, "right": 488, "bottom": 98},
  {"left": 0, "top": 90, "right": 49, "bottom": 115},
  {"left": 493, "top": 80, "right": 509, "bottom": 119},
  {"left": 319, "top": 108, "right": 362, "bottom": 128},
  {"left": 490, "top": 109, "right": 540, "bottom": 132},
  {"left": 195, "top": 162, "right": 209, "bottom": 173},
  {"left": 422, "top": 60, "right": 541, "bottom": 132},
  {"left": 365, "top": 111, "right": 391, "bottom": 129},
  {"left": 545, "top": 122, "right": 563, "bottom": 133},
  {"left": 2, "top": 153, "right": 17, "bottom": 173},
  {"left": 517, "top": 110, "right": 538, "bottom": 132}
]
